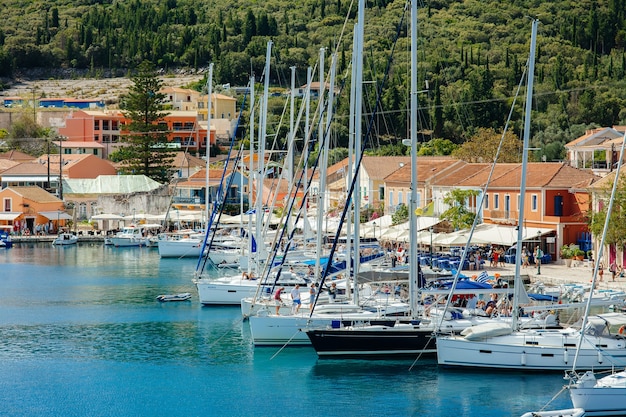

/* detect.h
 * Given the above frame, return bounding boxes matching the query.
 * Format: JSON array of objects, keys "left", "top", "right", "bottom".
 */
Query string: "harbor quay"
[{"left": 482, "top": 260, "right": 625, "bottom": 289}]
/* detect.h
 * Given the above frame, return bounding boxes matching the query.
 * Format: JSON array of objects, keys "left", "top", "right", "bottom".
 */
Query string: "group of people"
[
  {"left": 597, "top": 261, "right": 625, "bottom": 282},
  {"left": 273, "top": 281, "right": 339, "bottom": 315}
]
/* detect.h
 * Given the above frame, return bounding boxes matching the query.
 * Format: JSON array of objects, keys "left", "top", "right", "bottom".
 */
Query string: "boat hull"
[
  {"left": 157, "top": 239, "right": 203, "bottom": 258},
  {"left": 307, "top": 324, "right": 437, "bottom": 357},
  {"left": 569, "top": 370, "right": 626, "bottom": 416},
  {"left": 249, "top": 311, "right": 391, "bottom": 346},
  {"left": 436, "top": 329, "right": 626, "bottom": 371},
  {"left": 110, "top": 237, "right": 149, "bottom": 247}
]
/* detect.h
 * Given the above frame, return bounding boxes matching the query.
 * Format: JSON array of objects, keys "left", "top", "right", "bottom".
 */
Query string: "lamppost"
[
  {"left": 536, "top": 230, "right": 542, "bottom": 275},
  {"left": 372, "top": 221, "right": 377, "bottom": 240},
  {"left": 429, "top": 226, "right": 434, "bottom": 267}
]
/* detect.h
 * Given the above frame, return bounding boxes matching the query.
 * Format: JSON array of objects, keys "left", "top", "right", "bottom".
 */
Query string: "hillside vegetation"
[{"left": 1, "top": 0, "right": 626, "bottom": 158}]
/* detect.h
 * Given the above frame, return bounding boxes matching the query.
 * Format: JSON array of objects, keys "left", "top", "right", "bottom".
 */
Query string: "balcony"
[{"left": 173, "top": 197, "right": 204, "bottom": 205}]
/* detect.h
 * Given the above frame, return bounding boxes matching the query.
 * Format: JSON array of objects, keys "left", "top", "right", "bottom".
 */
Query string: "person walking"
[
  {"left": 309, "top": 283, "right": 317, "bottom": 311},
  {"left": 290, "top": 284, "right": 301, "bottom": 314},
  {"left": 610, "top": 261, "right": 618, "bottom": 282},
  {"left": 274, "top": 287, "right": 285, "bottom": 315}
]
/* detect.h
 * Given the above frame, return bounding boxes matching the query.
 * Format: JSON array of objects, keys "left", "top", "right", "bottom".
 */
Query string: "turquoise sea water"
[{"left": 0, "top": 244, "right": 574, "bottom": 417}]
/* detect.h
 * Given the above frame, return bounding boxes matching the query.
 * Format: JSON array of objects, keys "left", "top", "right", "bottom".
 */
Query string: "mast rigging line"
[
  {"left": 195, "top": 81, "right": 250, "bottom": 274},
  {"left": 311, "top": 0, "right": 411, "bottom": 315}
]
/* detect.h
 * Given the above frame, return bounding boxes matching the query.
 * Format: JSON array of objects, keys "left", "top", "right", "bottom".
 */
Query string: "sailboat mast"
[
  {"left": 353, "top": 0, "right": 365, "bottom": 304},
  {"left": 512, "top": 19, "right": 538, "bottom": 331},
  {"left": 408, "top": 0, "right": 419, "bottom": 316},
  {"left": 205, "top": 64, "right": 213, "bottom": 225},
  {"left": 255, "top": 41, "right": 272, "bottom": 273},
  {"left": 315, "top": 47, "right": 326, "bottom": 283},
  {"left": 303, "top": 66, "right": 312, "bottom": 244}
]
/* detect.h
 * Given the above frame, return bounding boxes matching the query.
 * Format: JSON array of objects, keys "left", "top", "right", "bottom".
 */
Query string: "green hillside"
[{"left": 1, "top": 0, "right": 625, "bottom": 156}]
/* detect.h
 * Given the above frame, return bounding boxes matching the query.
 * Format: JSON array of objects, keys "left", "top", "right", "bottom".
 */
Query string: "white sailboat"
[
  {"left": 194, "top": 49, "right": 279, "bottom": 305},
  {"left": 436, "top": 19, "right": 626, "bottom": 372},
  {"left": 564, "top": 128, "right": 626, "bottom": 414},
  {"left": 249, "top": 3, "right": 416, "bottom": 346}
]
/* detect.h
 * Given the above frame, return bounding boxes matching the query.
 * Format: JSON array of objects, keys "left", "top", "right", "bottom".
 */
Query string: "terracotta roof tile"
[{"left": 9, "top": 186, "right": 62, "bottom": 202}]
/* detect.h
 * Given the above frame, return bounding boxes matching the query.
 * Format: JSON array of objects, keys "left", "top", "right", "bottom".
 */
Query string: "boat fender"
[
  {"left": 598, "top": 351, "right": 603, "bottom": 364},
  {"left": 563, "top": 349, "right": 569, "bottom": 364},
  {"left": 521, "top": 351, "right": 526, "bottom": 366},
  {"left": 619, "top": 325, "right": 626, "bottom": 335}
]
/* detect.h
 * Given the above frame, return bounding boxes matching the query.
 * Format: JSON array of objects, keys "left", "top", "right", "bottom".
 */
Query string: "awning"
[
  {"left": 39, "top": 211, "right": 73, "bottom": 221},
  {"left": 471, "top": 224, "right": 554, "bottom": 247},
  {"left": 0, "top": 212, "right": 21, "bottom": 221}
]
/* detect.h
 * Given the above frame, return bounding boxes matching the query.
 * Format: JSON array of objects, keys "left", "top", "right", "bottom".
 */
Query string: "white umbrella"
[{"left": 91, "top": 213, "right": 124, "bottom": 220}]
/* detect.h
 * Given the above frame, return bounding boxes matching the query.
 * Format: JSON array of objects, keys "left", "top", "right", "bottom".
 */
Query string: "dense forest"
[{"left": 1, "top": 0, "right": 626, "bottom": 160}]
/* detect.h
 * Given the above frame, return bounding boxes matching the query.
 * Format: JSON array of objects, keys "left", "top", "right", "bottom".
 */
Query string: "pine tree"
[{"left": 120, "top": 61, "right": 174, "bottom": 184}]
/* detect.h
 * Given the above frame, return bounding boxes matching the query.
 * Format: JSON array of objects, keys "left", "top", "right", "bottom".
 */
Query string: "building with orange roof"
[
  {"left": 0, "top": 186, "right": 71, "bottom": 234},
  {"left": 1, "top": 154, "right": 117, "bottom": 198},
  {"left": 172, "top": 167, "right": 245, "bottom": 212},
  {"left": 0, "top": 150, "right": 36, "bottom": 162},
  {"left": 588, "top": 170, "right": 626, "bottom": 267},
  {"left": 58, "top": 109, "right": 216, "bottom": 157},
  {"left": 384, "top": 157, "right": 460, "bottom": 214},
  {"left": 565, "top": 126, "right": 626, "bottom": 175},
  {"left": 431, "top": 162, "right": 599, "bottom": 260},
  {"left": 161, "top": 87, "right": 201, "bottom": 111}
]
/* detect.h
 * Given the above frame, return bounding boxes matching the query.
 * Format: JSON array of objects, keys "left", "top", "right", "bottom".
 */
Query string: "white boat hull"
[
  {"left": 520, "top": 408, "right": 585, "bottom": 417},
  {"left": 249, "top": 308, "right": 398, "bottom": 346},
  {"left": 110, "top": 237, "right": 149, "bottom": 247},
  {"left": 437, "top": 327, "right": 626, "bottom": 371},
  {"left": 569, "top": 370, "right": 626, "bottom": 416},
  {"left": 158, "top": 239, "right": 203, "bottom": 258},
  {"left": 207, "top": 250, "right": 242, "bottom": 265},
  {"left": 194, "top": 271, "right": 309, "bottom": 305},
  {"left": 52, "top": 234, "right": 78, "bottom": 245}
]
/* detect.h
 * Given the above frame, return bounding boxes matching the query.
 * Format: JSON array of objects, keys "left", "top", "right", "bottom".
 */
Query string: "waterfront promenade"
[{"left": 483, "top": 259, "right": 625, "bottom": 289}]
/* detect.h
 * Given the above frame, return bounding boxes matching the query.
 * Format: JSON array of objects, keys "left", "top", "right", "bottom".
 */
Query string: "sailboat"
[
  {"left": 564, "top": 131, "right": 626, "bottom": 413},
  {"left": 436, "top": 19, "right": 626, "bottom": 372}
]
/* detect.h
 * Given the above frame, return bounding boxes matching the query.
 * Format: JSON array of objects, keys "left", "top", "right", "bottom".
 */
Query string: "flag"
[{"left": 476, "top": 270, "right": 490, "bottom": 283}]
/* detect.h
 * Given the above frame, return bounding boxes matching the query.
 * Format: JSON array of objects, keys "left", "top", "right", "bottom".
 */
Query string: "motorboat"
[
  {"left": 156, "top": 293, "right": 192, "bottom": 302},
  {"left": 110, "top": 225, "right": 149, "bottom": 247},
  {"left": 52, "top": 233, "right": 78, "bottom": 245},
  {"left": 157, "top": 230, "right": 204, "bottom": 258}
]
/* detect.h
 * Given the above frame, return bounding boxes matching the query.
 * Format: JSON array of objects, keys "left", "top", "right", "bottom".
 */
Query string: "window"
[
  {"left": 416, "top": 192, "right": 421, "bottom": 207},
  {"left": 379, "top": 186, "right": 384, "bottom": 200},
  {"left": 484, "top": 193, "right": 489, "bottom": 209},
  {"left": 389, "top": 191, "right": 394, "bottom": 208},
  {"left": 173, "top": 122, "right": 183, "bottom": 131},
  {"left": 183, "top": 122, "right": 194, "bottom": 130},
  {"left": 102, "top": 135, "right": 110, "bottom": 143},
  {"left": 504, "top": 195, "right": 510, "bottom": 214},
  {"left": 94, "top": 135, "right": 100, "bottom": 142},
  {"left": 111, "top": 120, "right": 119, "bottom": 131},
  {"left": 531, "top": 194, "right": 538, "bottom": 211},
  {"left": 3, "top": 198, "right": 11, "bottom": 212},
  {"left": 102, "top": 120, "right": 110, "bottom": 130},
  {"left": 94, "top": 120, "right": 100, "bottom": 130},
  {"left": 78, "top": 203, "right": 87, "bottom": 219},
  {"left": 398, "top": 192, "right": 403, "bottom": 206},
  {"left": 494, "top": 194, "right": 500, "bottom": 209}
]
